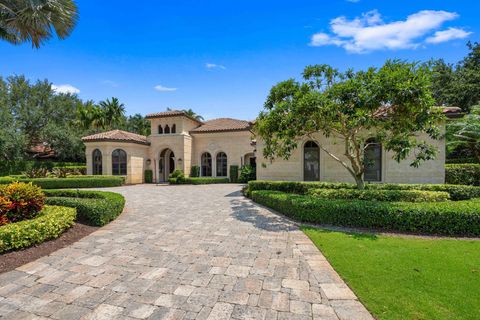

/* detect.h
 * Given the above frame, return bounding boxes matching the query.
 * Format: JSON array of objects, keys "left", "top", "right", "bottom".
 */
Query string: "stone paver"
[{"left": 0, "top": 184, "right": 373, "bottom": 319}]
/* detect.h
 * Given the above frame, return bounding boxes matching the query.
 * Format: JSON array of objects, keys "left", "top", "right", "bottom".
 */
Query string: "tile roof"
[
  {"left": 145, "top": 110, "right": 202, "bottom": 123},
  {"left": 190, "top": 118, "right": 252, "bottom": 133},
  {"left": 82, "top": 130, "right": 150, "bottom": 145}
]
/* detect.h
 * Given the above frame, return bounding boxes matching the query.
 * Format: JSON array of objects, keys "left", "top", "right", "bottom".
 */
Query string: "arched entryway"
[{"left": 159, "top": 148, "right": 175, "bottom": 182}]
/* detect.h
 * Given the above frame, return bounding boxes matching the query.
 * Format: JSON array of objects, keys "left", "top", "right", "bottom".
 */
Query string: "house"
[{"left": 82, "top": 108, "right": 461, "bottom": 184}]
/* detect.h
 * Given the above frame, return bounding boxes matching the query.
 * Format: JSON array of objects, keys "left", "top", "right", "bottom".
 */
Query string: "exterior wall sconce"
[{"left": 146, "top": 159, "right": 151, "bottom": 166}]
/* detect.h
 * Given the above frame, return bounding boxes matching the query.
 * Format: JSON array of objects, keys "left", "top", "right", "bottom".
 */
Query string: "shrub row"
[
  {"left": 446, "top": 157, "right": 478, "bottom": 164},
  {"left": 247, "top": 181, "right": 480, "bottom": 200},
  {"left": 0, "top": 206, "right": 76, "bottom": 253},
  {"left": 44, "top": 190, "right": 125, "bottom": 226},
  {"left": 0, "top": 176, "right": 124, "bottom": 189},
  {"left": 144, "top": 170, "right": 153, "bottom": 183},
  {"left": 445, "top": 164, "right": 480, "bottom": 186},
  {"left": 169, "top": 177, "right": 230, "bottom": 185},
  {"left": 251, "top": 191, "right": 480, "bottom": 236},
  {"left": 0, "top": 160, "right": 85, "bottom": 176},
  {"left": 308, "top": 188, "right": 450, "bottom": 202}
]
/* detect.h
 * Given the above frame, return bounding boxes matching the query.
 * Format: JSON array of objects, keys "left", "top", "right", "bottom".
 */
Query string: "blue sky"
[{"left": 1, "top": 0, "right": 478, "bottom": 120}]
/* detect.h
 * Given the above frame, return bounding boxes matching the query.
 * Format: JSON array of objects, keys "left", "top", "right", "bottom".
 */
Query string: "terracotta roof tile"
[
  {"left": 145, "top": 110, "right": 202, "bottom": 123},
  {"left": 190, "top": 118, "right": 252, "bottom": 133},
  {"left": 82, "top": 130, "right": 150, "bottom": 145}
]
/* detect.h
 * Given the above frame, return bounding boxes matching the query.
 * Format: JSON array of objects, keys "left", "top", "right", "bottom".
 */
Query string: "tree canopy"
[{"left": 255, "top": 60, "right": 444, "bottom": 189}]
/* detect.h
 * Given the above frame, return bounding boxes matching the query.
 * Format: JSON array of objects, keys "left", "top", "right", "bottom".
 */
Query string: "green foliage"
[
  {"left": 229, "top": 165, "right": 239, "bottom": 183},
  {"left": 24, "top": 167, "right": 49, "bottom": 178},
  {"left": 168, "top": 169, "right": 186, "bottom": 184},
  {"left": 256, "top": 61, "right": 442, "bottom": 189},
  {"left": 445, "top": 164, "right": 480, "bottom": 186},
  {"left": 0, "top": 176, "right": 124, "bottom": 189},
  {"left": 44, "top": 190, "right": 125, "bottom": 226},
  {"left": 252, "top": 191, "right": 480, "bottom": 236},
  {"left": 0, "top": 182, "right": 45, "bottom": 224},
  {"left": 308, "top": 188, "right": 450, "bottom": 202},
  {"left": 51, "top": 165, "right": 86, "bottom": 176},
  {"left": 144, "top": 170, "right": 153, "bottom": 183},
  {"left": 169, "top": 177, "right": 230, "bottom": 185},
  {"left": 0, "top": 160, "right": 85, "bottom": 176},
  {"left": 238, "top": 165, "right": 256, "bottom": 183},
  {"left": 190, "top": 166, "right": 200, "bottom": 178},
  {"left": 247, "top": 180, "right": 480, "bottom": 201},
  {"left": 0, "top": 206, "right": 76, "bottom": 253},
  {"left": 447, "top": 105, "right": 480, "bottom": 162},
  {"left": 446, "top": 158, "right": 478, "bottom": 164}
]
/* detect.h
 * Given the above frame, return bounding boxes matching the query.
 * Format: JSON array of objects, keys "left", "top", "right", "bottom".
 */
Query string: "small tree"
[
  {"left": 255, "top": 60, "right": 444, "bottom": 189},
  {"left": 448, "top": 105, "right": 480, "bottom": 162}
]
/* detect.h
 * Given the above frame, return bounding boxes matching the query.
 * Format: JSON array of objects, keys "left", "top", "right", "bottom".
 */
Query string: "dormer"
[{"left": 146, "top": 110, "right": 202, "bottom": 136}]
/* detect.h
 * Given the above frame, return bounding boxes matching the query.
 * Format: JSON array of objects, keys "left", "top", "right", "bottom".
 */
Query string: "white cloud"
[
  {"left": 310, "top": 10, "right": 469, "bottom": 53},
  {"left": 205, "top": 63, "right": 226, "bottom": 70},
  {"left": 51, "top": 84, "right": 80, "bottom": 94},
  {"left": 101, "top": 80, "right": 119, "bottom": 87},
  {"left": 154, "top": 84, "right": 177, "bottom": 92},
  {"left": 426, "top": 27, "right": 472, "bottom": 44},
  {"left": 346, "top": 0, "right": 360, "bottom": 3}
]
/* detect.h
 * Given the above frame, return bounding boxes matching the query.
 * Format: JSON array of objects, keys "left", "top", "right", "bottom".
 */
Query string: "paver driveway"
[{"left": 0, "top": 184, "right": 372, "bottom": 320}]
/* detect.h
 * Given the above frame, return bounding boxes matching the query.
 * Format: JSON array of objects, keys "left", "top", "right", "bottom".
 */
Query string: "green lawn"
[{"left": 302, "top": 227, "right": 480, "bottom": 320}]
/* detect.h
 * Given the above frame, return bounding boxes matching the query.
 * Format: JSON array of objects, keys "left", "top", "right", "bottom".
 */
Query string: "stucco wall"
[
  {"left": 191, "top": 131, "right": 255, "bottom": 178},
  {"left": 85, "top": 142, "right": 149, "bottom": 184},
  {"left": 149, "top": 116, "right": 200, "bottom": 135},
  {"left": 256, "top": 131, "right": 446, "bottom": 184}
]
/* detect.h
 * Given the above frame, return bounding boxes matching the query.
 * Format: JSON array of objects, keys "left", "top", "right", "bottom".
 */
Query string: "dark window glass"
[
  {"left": 201, "top": 152, "right": 212, "bottom": 177},
  {"left": 158, "top": 125, "right": 163, "bottom": 134},
  {"left": 304, "top": 141, "right": 320, "bottom": 181},
  {"left": 112, "top": 149, "right": 127, "bottom": 175},
  {"left": 92, "top": 149, "right": 102, "bottom": 175},
  {"left": 216, "top": 152, "right": 228, "bottom": 176},
  {"left": 364, "top": 139, "right": 382, "bottom": 182},
  {"left": 172, "top": 124, "right": 176, "bottom": 134},
  {"left": 164, "top": 125, "right": 170, "bottom": 134}
]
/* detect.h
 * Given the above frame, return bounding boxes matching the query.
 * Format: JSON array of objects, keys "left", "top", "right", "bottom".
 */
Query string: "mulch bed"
[{"left": 0, "top": 223, "right": 98, "bottom": 274}]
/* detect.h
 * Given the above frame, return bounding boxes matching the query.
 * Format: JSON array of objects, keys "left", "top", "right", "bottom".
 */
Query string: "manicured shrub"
[
  {"left": 0, "top": 161, "right": 85, "bottom": 176},
  {"left": 0, "top": 196, "right": 12, "bottom": 226},
  {"left": 251, "top": 191, "right": 480, "bottom": 236},
  {"left": 0, "top": 182, "right": 45, "bottom": 223},
  {"left": 239, "top": 165, "right": 256, "bottom": 183},
  {"left": 0, "top": 176, "right": 124, "bottom": 189},
  {"left": 45, "top": 190, "right": 125, "bottom": 226},
  {"left": 308, "top": 188, "right": 450, "bottom": 202},
  {"left": 0, "top": 205, "right": 76, "bottom": 253},
  {"left": 446, "top": 158, "right": 478, "bottom": 164},
  {"left": 51, "top": 166, "right": 87, "bottom": 176},
  {"left": 247, "top": 181, "right": 480, "bottom": 200},
  {"left": 168, "top": 169, "right": 186, "bottom": 184},
  {"left": 190, "top": 166, "right": 200, "bottom": 178},
  {"left": 445, "top": 164, "right": 480, "bottom": 186},
  {"left": 144, "top": 170, "right": 153, "bottom": 183},
  {"left": 24, "top": 167, "right": 49, "bottom": 178},
  {"left": 230, "top": 165, "right": 239, "bottom": 183},
  {"left": 169, "top": 177, "right": 230, "bottom": 185}
]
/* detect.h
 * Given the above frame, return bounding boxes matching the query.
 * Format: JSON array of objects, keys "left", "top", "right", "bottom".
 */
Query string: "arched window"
[
  {"left": 164, "top": 125, "right": 170, "bottom": 134},
  {"left": 92, "top": 149, "right": 102, "bottom": 175},
  {"left": 171, "top": 124, "right": 176, "bottom": 134},
  {"left": 158, "top": 125, "right": 163, "bottom": 134},
  {"left": 112, "top": 149, "right": 127, "bottom": 175},
  {"left": 201, "top": 152, "right": 212, "bottom": 177},
  {"left": 216, "top": 152, "right": 228, "bottom": 177},
  {"left": 304, "top": 141, "right": 320, "bottom": 181},
  {"left": 364, "top": 139, "right": 382, "bottom": 182}
]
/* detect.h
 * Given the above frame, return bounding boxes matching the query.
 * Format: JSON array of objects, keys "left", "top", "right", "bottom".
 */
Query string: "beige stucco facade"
[{"left": 83, "top": 112, "right": 447, "bottom": 185}]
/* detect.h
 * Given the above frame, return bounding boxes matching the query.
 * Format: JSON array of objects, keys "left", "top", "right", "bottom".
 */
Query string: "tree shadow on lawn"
[
  {"left": 229, "top": 198, "right": 297, "bottom": 232},
  {"left": 301, "top": 225, "right": 379, "bottom": 241}
]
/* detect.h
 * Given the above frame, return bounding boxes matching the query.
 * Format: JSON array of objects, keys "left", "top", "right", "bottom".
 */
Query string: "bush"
[
  {"left": 169, "top": 177, "right": 230, "bottom": 185},
  {"left": 308, "top": 188, "right": 450, "bottom": 202},
  {"left": 0, "top": 182, "right": 45, "bottom": 224},
  {"left": 145, "top": 170, "right": 153, "bottom": 183},
  {"left": 0, "top": 160, "right": 84, "bottom": 176},
  {"left": 168, "top": 169, "right": 186, "bottom": 184},
  {"left": 239, "top": 165, "right": 256, "bottom": 183},
  {"left": 0, "top": 205, "right": 76, "bottom": 253},
  {"left": 0, "top": 176, "right": 124, "bottom": 189},
  {"left": 247, "top": 181, "right": 480, "bottom": 201},
  {"left": 24, "top": 167, "right": 49, "bottom": 178},
  {"left": 51, "top": 166, "right": 87, "bottom": 176},
  {"left": 230, "top": 165, "right": 239, "bottom": 183},
  {"left": 44, "top": 190, "right": 125, "bottom": 226},
  {"left": 445, "top": 164, "right": 480, "bottom": 186},
  {"left": 446, "top": 158, "right": 478, "bottom": 164},
  {"left": 251, "top": 191, "right": 480, "bottom": 236},
  {"left": 190, "top": 166, "right": 200, "bottom": 178}
]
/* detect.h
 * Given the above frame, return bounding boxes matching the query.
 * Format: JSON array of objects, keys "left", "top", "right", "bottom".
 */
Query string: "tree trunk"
[{"left": 354, "top": 174, "right": 365, "bottom": 190}]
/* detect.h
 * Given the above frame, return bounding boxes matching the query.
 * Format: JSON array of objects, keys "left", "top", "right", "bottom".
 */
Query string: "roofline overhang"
[
  {"left": 145, "top": 113, "right": 203, "bottom": 124},
  {"left": 82, "top": 139, "right": 151, "bottom": 146}
]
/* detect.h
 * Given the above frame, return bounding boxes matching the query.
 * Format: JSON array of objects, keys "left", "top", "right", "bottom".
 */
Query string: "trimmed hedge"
[
  {"left": 145, "top": 170, "right": 153, "bottom": 183},
  {"left": 0, "top": 176, "right": 124, "bottom": 189},
  {"left": 190, "top": 166, "right": 200, "bottom": 178},
  {"left": 169, "top": 177, "right": 230, "bottom": 185},
  {"left": 230, "top": 165, "right": 239, "bottom": 183},
  {"left": 445, "top": 164, "right": 480, "bottom": 186},
  {"left": 44, "top": 190, "right": 125, "bottom": 226},
  {"left": 308, "top": 188, "right": 450, "bottom": 202},
  {"left": 248, "top": 181, "right": 480, "bottom": 201},
  {"left": 0, "top": 205, "right": 76, "bottom": 253},
  {"left": 251, "top": 191, "right": 480, "bottom": 236},
  {"left": 0, "top": 160, "right": 85, "bottom": 176}
]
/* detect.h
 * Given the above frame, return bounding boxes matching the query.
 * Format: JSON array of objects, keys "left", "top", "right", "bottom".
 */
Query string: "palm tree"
[
  {"left": 99, "top": 97, "right": 126, "bottom": 129},
  {"left": 0, "top": 0, "right": 79, "bottom": 48}
]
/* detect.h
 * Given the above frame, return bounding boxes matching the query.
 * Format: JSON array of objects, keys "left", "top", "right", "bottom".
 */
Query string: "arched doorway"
[
  {"left": 159, "top": 149, "right": 175, "bottom": 182},
  {"left": 304, "top": 141, "right": 320, "bottom": 181}
]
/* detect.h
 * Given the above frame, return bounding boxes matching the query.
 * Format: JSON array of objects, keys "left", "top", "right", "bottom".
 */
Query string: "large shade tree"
[
  {"left": 0, "top": 0, "right": 78, "bottom": 48},
  {"left": 255, "top": 60, "right": 444, "bottom": 189}
]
